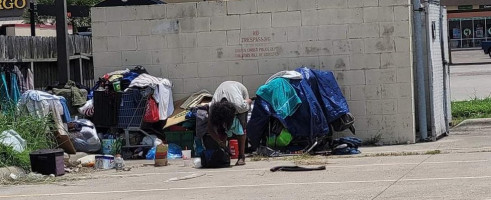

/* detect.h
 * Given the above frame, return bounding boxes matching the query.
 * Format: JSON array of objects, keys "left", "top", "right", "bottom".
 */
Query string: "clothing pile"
[
  {"left": 90, "top": 66, "right": 174, "bottom": 127},
  {"left": 17, "top": 90, "right": 72, "bottom": 137},
  {"left": 331, "top": 137, "right": 362, "bottom": 155},
  {"left": 247, "top": 67, "right": 355, "bottom": 151}
]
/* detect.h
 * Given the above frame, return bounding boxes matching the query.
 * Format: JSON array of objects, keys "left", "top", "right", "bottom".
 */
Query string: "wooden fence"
[
  {"left": 0, "top": 35, "right": 94, "bottom": 89},
  {"left": 0, "top": 35, "right": 92, "bottom": 61}
]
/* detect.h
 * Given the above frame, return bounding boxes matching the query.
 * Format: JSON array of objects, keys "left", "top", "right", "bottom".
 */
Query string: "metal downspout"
[
  {"left": 439, "top": 5, "right": 450, "bottom": 135},
  {"left": 412, "top": 0, "right": 428, "bottom": 140},
  {"left": 426, "top": 3, "right": 436, "bottom": 141}
]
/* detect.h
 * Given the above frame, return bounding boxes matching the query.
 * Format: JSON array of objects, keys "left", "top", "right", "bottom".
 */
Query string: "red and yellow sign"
[{"left": 0, "top": 0, "right": 27, "bottom": 9}]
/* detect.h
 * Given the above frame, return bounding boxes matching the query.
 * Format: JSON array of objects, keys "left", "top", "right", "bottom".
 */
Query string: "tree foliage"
[{"left": 23, "top": 0, "right": 104, "bottom": 31}]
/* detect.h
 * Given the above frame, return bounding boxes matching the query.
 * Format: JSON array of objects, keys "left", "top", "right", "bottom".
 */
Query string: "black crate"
[
  {"left": 93, "top": 91, "right": 122, "bottom": 127},
  {"left": 29, "top": 149, "right": 65, "bottom": 176}
]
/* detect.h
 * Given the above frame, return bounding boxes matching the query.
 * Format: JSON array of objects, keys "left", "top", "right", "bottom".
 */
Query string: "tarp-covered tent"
[{"left": 247, "top": 67, "right": 352, "bottom": 150}]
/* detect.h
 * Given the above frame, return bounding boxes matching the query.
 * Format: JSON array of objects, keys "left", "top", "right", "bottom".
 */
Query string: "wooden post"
[
  {"left": 55, "top": 0, "right": 70, "bottom": 84},
  {"left": 29, "top": 1, "right": 36, "bottom": 36},
  {"left": 79, "top": 57, "right": 83, "bottom": 84}
]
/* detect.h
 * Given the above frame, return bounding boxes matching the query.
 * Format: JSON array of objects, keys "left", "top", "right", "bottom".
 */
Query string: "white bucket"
[{"left": 182, "top": 150, "right": 192, "bottom": 160}]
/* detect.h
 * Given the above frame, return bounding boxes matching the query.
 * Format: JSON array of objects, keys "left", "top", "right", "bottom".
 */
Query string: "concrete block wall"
[{"left": 91, "top": 0, "right": 415, "bottom": 144}]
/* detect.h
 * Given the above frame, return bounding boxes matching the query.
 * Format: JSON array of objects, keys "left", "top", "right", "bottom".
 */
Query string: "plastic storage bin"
[{"left": 165, "top": 131, "right": 195, "bottom": 157}]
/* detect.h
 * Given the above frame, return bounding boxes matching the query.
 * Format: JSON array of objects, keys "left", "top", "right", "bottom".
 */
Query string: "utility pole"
[{"left": 55, "top": 0, "right": 70, "bottom": 83}]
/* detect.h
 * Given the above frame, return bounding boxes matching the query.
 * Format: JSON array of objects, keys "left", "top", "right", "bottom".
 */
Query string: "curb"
[
  {"left": 0, "top": 166, "right": 26, "bottom": 180},
  {"left": 452, "top": 118, "right": 491, "bottom": 130}
]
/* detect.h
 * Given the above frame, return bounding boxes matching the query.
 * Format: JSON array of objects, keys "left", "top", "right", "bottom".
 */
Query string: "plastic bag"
[
  {"left": 0, "top": 130, "right": 26, "bottom": 152},
  {"left": 146, "top": 147, "right": 156, "bottom": 160},
  {"left": 78, "top": 99, "right": 94, "bottom": 117},
  {"left": 167, "top": 143, "right": 182, "bottom": 159},
  {"left": 141, "top": 135, "right": 162, "bottom": 147},
  {"left": 144, "top": 97, "right": 159, "bottom": 123},
  {"left": 68, "top": 119, "right": 101, "bottom": 153}
]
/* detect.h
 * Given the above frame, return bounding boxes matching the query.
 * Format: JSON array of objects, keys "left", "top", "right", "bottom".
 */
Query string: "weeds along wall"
[{"left": 91, "top": 0, "right": 415, "bottom": 144}]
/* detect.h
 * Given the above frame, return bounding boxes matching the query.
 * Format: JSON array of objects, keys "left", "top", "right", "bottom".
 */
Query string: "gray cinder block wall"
[{"left": 91, "top": 0, "right": 415, "bottom": 144}]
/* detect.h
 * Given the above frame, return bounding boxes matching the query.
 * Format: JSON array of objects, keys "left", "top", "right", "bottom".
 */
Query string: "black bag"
[
  {"left": 331, "top": 113, "right": 356, "bottom": 134},
  {"left": 200, "top": 147, "right": 230, "bottom": 168}
]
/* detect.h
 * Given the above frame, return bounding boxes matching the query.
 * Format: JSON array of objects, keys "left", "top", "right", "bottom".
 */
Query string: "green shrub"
[{"left": 0, "top": 102, "right": 57, "bottom": 171}]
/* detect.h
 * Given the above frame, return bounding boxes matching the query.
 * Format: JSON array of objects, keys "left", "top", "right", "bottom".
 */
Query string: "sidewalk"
[{"left": 358, "top": 118, "right": 491, "bottom": 156}]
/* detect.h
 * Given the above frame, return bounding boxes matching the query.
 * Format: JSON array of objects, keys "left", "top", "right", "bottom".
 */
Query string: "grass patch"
[
  {"left": 424, "top": 150, "right": 441, "bottom": 155},
  {"left": 0, "top": 102, "right": 57, "bottom": 171},
  {"left": 452, "top": 97, "right": 491, "bottom": 125}
]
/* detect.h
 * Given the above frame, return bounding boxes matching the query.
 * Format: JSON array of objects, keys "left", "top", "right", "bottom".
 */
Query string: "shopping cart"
[{"left": 118, "top": 87, "right": 154, "bottom": 148}]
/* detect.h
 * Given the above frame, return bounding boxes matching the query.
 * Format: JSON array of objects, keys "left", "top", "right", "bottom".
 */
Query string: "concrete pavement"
[
  {"left": 450, "top": 64, "right": 491, "bottom": 101},
  {"left": 449, "top": 50, "right": 491, "bottom": 101},
  {"left": 1, "top": 119, "right": 491, "bottom": 200}
]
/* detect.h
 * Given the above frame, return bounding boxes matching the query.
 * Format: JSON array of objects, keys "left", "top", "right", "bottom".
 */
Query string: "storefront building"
[{"left": 443, "top": 1, "right": 491, "bottom": 48}]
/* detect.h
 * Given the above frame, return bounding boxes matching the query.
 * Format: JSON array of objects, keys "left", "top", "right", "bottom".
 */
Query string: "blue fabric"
[
  {"left": 1, "top": 72, "right": 10, "bottom": 103},
  {"left": 332, "top": 147, "right": 360, "bottom": 155},
  {"left": 123, "top": 72, "right": 140, "bottom": 82},
  {"left": 332, "top": 137, "right": 362, "bottom": 155},
  {"left": 60, "top": 98, "right": 72, "bottom": 123},
  {"left": 247, "top": 67, "right": 350, "bottom": 149},
  {"left": 10, "top": 73, "right": 21, "bottom": 103},
  {"left": 297, "top": 68, "right": 350, "bottom": 123},
  {"left": 225, "top": 117, "right": 244, "bottom": 137},
  {"left": 256, "top": 78, "right": 302, "bottom": 119}
]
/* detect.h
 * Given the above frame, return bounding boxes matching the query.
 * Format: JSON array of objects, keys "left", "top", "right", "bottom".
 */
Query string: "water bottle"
[{"left": 114, "top": 154, "right": 124, "bottom": 170}]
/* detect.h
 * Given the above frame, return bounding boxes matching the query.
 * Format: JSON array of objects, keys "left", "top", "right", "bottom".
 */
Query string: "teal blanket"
[{"left": 256, "top": 78, "right": 301, "bottom": 119}]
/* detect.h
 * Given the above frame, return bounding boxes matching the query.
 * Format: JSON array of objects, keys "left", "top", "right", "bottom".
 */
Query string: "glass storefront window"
[
  {"left": 449, "top": 20, "right": 461, "bottom": 39},
  {"left": 449, "top": 17, "right": 491, "bottom": 49},
  {"left": 487, "top": 19, "right": 491, "bottom": 38},
  {"left": 461, "top": 20, "right": 473, "bottom": 40},
  {"left": 474, "top": 19, "right": 485, "bottom": 38}
]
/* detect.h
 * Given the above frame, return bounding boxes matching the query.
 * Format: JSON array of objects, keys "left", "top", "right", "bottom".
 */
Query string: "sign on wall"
[
  {"left": 458, "top": 5, "right": 473, "bottom": 10},
  {"left": 0, "top": 0, "right": 27, "bottom": 9}
]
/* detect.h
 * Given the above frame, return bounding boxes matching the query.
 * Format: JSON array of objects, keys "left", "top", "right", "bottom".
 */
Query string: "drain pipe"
[{"left": 412, "top": 0, "right": 428, "bottom": 140}]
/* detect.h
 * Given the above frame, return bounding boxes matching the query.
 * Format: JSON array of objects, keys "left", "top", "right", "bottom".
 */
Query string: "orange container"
[{"left": 229, "top": 139, "right": 239, "bottom": 159}]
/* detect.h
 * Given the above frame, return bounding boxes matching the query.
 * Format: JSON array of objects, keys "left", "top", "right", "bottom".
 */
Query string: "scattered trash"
[
  {"left": 168, "top": 143, "right": 182, "bottom": 159},
  {"left": 9, "top": 173, "right": 17, "bottom": 180},
  {"left": 193, "top": 158, "right": 202, "bottom": 168},
  {"left": 146, "top": 147, "right": 156, "bottom": 160},
  {"left": 114, "top": 154, "right": 125, "bottom": 171},
  {"left": 0, "top": 129, "right": 26, "bottom": 152},
  {"left": 77, "top": 155, "right": 96, "bottom": 167},
  {"left": 270, "top": 166, "right": 326, "bottom": 172},
  {"left": 166, "top": 173, "right": 205, "bottom": 182},
  {"left": 95, "top": 155, "right": 115, "bottom": 170},
  {"left": 155, "top": 143, "right": 168, "bottom": 167}
]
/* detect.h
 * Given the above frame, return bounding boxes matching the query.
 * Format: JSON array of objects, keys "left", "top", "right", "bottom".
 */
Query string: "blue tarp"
[{"left": 247, "top": 67, "right": 350, "bottom": 149}]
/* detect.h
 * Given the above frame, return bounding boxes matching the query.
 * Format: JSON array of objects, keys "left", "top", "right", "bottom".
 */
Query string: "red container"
[{"left": 229, "top": 139, "right": 239, "bottom": 159}]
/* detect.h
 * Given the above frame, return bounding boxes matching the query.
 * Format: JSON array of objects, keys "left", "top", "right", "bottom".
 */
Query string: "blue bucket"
[{"left": 102, "top": 139, "right": 115, "bottom": 155}]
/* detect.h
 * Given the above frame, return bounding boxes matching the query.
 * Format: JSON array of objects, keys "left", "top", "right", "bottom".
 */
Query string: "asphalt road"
[
  {"left": 450, "top": 50, "right": 491, "bottom": 101},
  {"left": 1, "top": 151, "right": 491, "bottom": 200}
]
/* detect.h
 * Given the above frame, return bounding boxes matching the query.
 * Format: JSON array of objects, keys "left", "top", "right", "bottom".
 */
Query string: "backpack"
[{"left": 200, "top": 147, "right": 230, "bottom": 168}]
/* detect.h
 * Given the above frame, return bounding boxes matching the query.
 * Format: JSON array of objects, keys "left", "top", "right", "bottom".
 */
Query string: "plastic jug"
[{"left": 229, "top": 139, "right": 239, "bottom": 159}]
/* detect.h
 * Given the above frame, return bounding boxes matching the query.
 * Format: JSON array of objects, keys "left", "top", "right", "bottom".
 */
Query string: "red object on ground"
[{"left": 229, "top": 139, "right": 239, "bottom": 159}]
